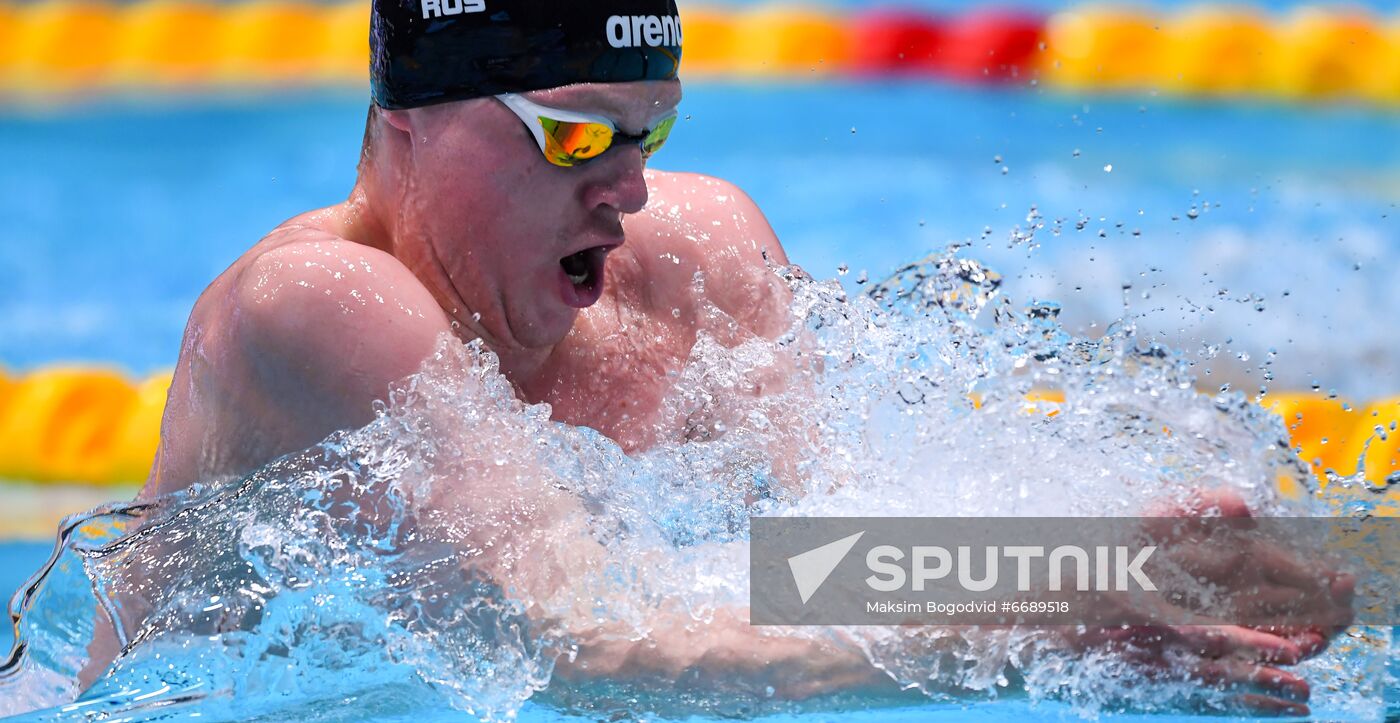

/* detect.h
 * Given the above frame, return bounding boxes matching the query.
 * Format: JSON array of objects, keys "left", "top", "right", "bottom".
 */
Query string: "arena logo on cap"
[
  {"left": 606, "top": 15, "right": 682, "bottom": 49},
  {"left": 420, "top": 0, "right": 484, "bottom": 20}
]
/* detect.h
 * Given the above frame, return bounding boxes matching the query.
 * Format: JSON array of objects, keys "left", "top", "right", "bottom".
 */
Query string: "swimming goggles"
[{"left": 495, "top": 92, "right": 678, "bottom": 168}]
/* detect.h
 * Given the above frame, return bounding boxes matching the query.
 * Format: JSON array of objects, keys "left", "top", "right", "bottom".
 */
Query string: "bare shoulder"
[
  {"left": 228, "top": 228, "right": 452, "bottom": 402},
  {"left": 151, "top": 224, "right": 453, "bottom": 494},
  {"left": 634, "top": 170, "right": 788, "bottom": 265},
  {"left": 626, "top": 171, "right": 793, "bottom": 337}
]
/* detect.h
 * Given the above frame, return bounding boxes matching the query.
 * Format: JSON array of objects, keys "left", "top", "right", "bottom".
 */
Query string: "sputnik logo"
[{"left": 787, "top": 531, "right": 864, "bottom": 604}]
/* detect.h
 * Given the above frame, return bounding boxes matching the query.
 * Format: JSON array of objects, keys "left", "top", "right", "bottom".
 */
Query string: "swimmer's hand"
[
  {"left": 1054, "top": 488, "right": 1355, "bottom": 717},
  {"left": 1142, "top": 489, "right": 1354, "bottom": 647},
  {"left": 1060, "top": 615, "right": 1313, "bottom": 716}
]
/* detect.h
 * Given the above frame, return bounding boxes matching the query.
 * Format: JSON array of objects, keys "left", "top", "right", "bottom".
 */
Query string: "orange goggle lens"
[{"left": 537, "top": 113, "right": 677, "bottom": 168}]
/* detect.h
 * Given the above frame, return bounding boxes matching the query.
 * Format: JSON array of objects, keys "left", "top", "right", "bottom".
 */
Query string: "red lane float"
[
  {"left": 939, "top": 9, "right": 1044, "bottom": 83},
  {"left": 849, "top": 10, "right": 947, "bottom": 74}
]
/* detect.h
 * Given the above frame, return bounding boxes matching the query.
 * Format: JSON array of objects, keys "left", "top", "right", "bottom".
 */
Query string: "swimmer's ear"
[{"left": 379, "top": 108, "right": 413, "bottom": 134}]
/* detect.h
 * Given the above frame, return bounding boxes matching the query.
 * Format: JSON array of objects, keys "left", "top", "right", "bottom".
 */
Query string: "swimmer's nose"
[{"left": 581, "top": 144, "right": 648, "bottom": 216}]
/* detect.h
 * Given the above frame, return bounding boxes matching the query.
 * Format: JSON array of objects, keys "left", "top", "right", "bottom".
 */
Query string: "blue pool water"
[
  {"left": 2, "top": 83, "right": 1398, "bottom": 399},
  {"left": 0, "top": 543, "right": 49, "bottom": 655}
]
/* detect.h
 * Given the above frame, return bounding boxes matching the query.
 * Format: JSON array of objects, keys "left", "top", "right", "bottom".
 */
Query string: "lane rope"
[{"left": 0, "top": 3, "right": 1398, "bottom": 105}]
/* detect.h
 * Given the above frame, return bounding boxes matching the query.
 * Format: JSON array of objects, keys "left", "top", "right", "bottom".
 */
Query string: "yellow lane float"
[
  {"left": 0, "top": 367, "right": 171, "bottom": 485},
  {"left": 0, "top": 365, "right": 1393, "bottom": 489},
  {"left": 105, "top": 373, "right": 170, "bottom": 485},
  {"left": 220, "top": 0, "right": 329, "bottom": 83},
  {"left": 675, "top": 8, "right": 737, "bottom": 76},
  {"left": 1, "top": 1, "right": 1400, "bottom": 107},
  {"left": 110, "top": 0, "right": 225, "bottom": 86},
  {"left": 1348, "top": 396, "right": 1399, "bottom": 487},
  {"left": 1262, "top": 393, "right": 1364, "bottom": 481},
  {"left": 730, "top": 5, "right": 849, "bottom": 77},
  {"left": 1159, "top": 7, "right": 1277, "bottom": 96},
  {"left": 319, "top": 0, "right": 370, "bottom": 82},
  {"left": 7, "top": 0, "right": 123, "bottom": 91},
  {"left": 1040, "top": 7, "right": 1164, "bottom": 91},
  {"left": 1270, "top": 8, "right": 1391, "bottom": 101}
]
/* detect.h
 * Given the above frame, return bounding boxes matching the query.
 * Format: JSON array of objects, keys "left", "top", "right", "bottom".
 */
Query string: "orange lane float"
[
  {"left": 110, "top": 0, "right": 225, "bottom": 87},
  {"left": 1270, "top": 8, "right": 1390, "bottom": 101},
  {"left": 676, "top": 7, "right": 738, "bottom": 76},
  {"left": 317, "top": 0, "right": 369, "bottom": 82},
  {"left": 7, "top": 0, "right": 123, "bottom": 91},
  {"left": 1349, "top": 396, "right": 1400, "bottom": 486},
  {"left": 729, "top": 5, "right": 850, "bottom": 77},
  {"left": 1, "top": 2, "right": 1399, "bottom": 106},
  {"left": 1040, "top": 6, "right": 1163, "bottom": 91},
  {"left": 1159, "top": 6, "right": 1278, "bottom": 96},
  {"left": 220, "top": 0, "right": 330, "bottom": 84},
  {"left": 1263, "top": 393, "right": 1365, "bottom": 481},
  {"left": 0, "top": 365, "right": 1394, "bottom": 489},
  {"left": 0, "top": 367, "right": 171, "bottom": 485}
]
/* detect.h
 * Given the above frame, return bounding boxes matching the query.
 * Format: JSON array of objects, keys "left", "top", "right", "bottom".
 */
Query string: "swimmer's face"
[{"left": 385, "top": 80, "right": 682, "bottom": 352}]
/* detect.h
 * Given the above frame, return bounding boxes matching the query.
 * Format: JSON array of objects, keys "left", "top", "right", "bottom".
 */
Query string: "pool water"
[
  {"left": 0, "top": 542, "right": 49, "bottom": 655},
  {"left": 2, "top": 256, "right": 1397, "bottom": 720},
  {"left": 3, "top": 83, "right": 1398, "bottom": 399}
]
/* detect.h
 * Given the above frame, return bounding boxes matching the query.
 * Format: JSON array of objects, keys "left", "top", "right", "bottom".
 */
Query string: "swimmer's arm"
[
  {"left": 685, "top": 178, "right": 794, "bottom": 340},
  {"left": 634, "top": 174, "right": 819, "bottom": 492},
  {"left": 550, "top": 608, "right": 905, "bottom": 706},
  {"left": 419, "top": 450, "right": 902, "bottom": 702},
  {"left": 230, "top": 240, "right": 450, "bottom": 460},
  {"left": 635, "top": 172, "right": 794, "bottom": 340},
  {"left": 438, "top": 469, "right": 1318, "bottom": 712}
]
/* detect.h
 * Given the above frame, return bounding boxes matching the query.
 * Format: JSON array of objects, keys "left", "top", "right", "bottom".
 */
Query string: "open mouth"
[
  {"left": 557, "top": 244, "right": 616, "bottom": 308},
  {"left": 560, "top": 245, "right": 610, "bottom": 291}
]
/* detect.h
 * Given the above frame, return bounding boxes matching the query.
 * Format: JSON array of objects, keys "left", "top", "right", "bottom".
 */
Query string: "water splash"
[{"left": 0, "top": 246, "right": 1390, "bottom": 721}]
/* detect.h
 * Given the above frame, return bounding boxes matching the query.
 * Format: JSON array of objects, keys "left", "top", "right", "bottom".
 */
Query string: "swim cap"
[{"left": 370, "top": 0, "right": 683, "bottom": 110}]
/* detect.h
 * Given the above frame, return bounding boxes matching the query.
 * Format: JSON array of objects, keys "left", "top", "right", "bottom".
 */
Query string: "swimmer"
[{"left": 114, "top": 0, "right": 1347, "bottom": 714}]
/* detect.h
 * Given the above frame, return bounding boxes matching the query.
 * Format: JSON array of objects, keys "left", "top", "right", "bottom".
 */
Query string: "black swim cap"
[{"left": 370, "top": 0, "right": 683, "bottom": 110}]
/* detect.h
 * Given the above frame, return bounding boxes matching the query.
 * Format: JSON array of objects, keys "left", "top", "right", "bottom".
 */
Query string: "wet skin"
[{"left": 125, "top": 81, "right": 1342, "bottom": 713}]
